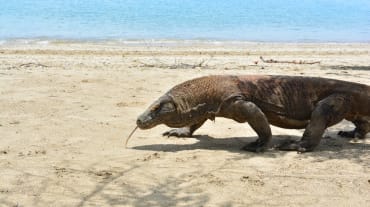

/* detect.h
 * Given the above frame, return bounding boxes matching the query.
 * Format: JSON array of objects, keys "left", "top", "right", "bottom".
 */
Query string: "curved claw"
[
  {"left": 277, "top": 140, "right": 313, "bottom": 153},
  {"left": 241, "top": 139, "right": 268, "bottom": 153},
  {"left": 162, "top": 128, "right": 192, "bottom": 138}
]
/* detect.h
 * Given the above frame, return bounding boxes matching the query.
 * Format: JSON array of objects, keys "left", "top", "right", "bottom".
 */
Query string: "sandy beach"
[{"left": 0, "top": 41, "right": 369, "bottom": 206}]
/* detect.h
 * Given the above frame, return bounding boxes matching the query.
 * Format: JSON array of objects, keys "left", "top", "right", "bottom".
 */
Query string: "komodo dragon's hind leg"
[
  {"left": 162, "top": 119, "right": 207, "bottom": 137},
  {"left": 224, "top": 98, "right": 272, "bottom": 152},
  {"left": 338, "top": 117, "right": 370, "bottom": 139},
  {"left": 279, "top": 94, "right": 351, "bottom": 153}
]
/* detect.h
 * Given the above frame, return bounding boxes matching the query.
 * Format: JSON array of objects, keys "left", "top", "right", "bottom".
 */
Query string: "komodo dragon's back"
[
  {"left": 236, "top": 75, "right": 370, "bottom": 120},
  {"left": 238, "top": 76, "right": 370, "bottom": 120}
]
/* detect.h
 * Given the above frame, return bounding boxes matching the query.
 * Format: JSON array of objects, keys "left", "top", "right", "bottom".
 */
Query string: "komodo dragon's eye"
[{"left": 160, "top": 102, "right": 175, "bottom": 112}]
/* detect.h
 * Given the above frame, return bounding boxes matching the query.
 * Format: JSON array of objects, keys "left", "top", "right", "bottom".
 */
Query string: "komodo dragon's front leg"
[
  {"left": 163, "top": 119, "right": 207, "bottom": 137},
  {"left": 224, "top": 98, "right": 272, "bottom": 152},
  {"left": 279, "top": 94, "right": 351, "bottom": 152}
]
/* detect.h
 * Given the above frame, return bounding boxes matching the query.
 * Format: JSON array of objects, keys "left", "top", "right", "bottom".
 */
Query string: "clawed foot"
[
  {"left": 277, "top": 140, "right": 315, "bottom": 153},
  {"left": 162, "top": 128, "right": 192, "bottom": 137},
  {"left": 241, "top": 139, "right": 269, "bottom": 153},
  {"left": 337, "top": 130, "right": 364, "bottom": 139},
  {"left": 338, "top": 130, "right": 355, "bottom": 138}
]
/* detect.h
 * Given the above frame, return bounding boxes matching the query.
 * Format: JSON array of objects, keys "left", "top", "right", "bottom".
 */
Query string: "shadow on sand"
[{"left": 133, "top": 132, "right": 370, "bottom": 162}]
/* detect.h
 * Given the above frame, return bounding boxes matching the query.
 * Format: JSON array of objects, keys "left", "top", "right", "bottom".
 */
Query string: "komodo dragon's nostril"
[{"left": 136, "top": 118, "right": 143, "bottom": 126}]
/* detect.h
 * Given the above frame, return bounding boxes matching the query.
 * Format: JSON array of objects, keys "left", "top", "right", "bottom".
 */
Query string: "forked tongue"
[{"left": 125, "top": 126, "right": 139, "bottom": 148}]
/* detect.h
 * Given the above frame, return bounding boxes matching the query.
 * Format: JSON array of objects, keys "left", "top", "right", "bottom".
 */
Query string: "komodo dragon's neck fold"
[
  {"left": 167, "top": 78, "right": 243, "bottom": 127},
  {"left": 167, "top": 94, "right": 218, "bottom": 127}
]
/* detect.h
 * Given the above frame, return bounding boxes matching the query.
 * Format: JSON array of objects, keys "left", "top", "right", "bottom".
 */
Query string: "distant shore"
[
  {"left": 1, "top": 39, "right": 370, "bottom": 55},
  {"left": 1, "top": 40, "right": 370, "bottom": 64},
  {"left": 0, "top": 37, "right": 370, "bottom": 45}
]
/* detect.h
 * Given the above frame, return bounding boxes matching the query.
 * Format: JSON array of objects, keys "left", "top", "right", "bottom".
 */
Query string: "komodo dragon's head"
[
  {"left": 136, "top": 76, "right": 220, "bottom": 130},
  {"left": 136, "top": 95, "right": 180, "bottom": 129}
]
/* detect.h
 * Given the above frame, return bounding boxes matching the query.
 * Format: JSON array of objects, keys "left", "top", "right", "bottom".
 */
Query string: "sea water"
[{"left": 0, "top": 0, "right": 370, "bottom": 42}]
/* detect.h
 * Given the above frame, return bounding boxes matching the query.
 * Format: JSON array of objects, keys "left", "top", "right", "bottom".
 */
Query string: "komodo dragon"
[{"left": 136, "top": 75, "right": 370, "bottom": 152}]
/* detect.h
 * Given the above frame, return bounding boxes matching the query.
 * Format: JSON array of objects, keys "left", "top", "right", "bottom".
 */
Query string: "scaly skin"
[{"left": 136, "top": 75, "right": 370, "bottom": 152}]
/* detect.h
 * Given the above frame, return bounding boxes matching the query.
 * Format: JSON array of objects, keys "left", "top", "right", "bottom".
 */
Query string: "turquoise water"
[{"left": 1, "top": 0, "right": 370, "bottom": 42}]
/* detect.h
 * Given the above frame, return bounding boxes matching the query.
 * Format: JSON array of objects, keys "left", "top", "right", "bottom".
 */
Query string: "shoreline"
[
  {"left": 1, "top": 39, "right": 370, "bottom": 58},
  {"left": 1, "top": 38, "right": 370, "bottom": 47},
  {"left": 1, "top": 40, "right": 369, "bottom": 62}
]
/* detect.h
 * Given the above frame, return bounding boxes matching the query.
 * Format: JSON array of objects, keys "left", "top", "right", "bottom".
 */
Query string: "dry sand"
[{"left": 0, "top": 41, "right": 369, "bottom": 206}]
